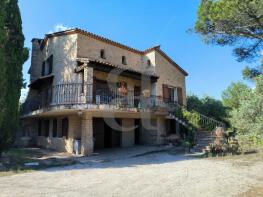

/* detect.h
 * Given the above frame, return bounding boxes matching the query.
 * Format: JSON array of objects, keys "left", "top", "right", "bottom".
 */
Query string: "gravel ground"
[{"left": 0, "top": 150, "right": 263, "bottom": 197}]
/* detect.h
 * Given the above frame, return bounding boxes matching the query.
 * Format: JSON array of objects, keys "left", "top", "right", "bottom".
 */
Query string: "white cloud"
[{"left": 48, "top": 23, "right": 72, "bottom": 33}]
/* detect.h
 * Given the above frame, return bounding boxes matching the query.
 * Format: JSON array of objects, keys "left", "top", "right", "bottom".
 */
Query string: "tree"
[
  {"left": 195, "top": 0, "right": 263, "bottom": 79},
  {"left": 222, "top": 82, "right": 251, "bottom": 109},
  {"left": 242, "top": 64, "right": 263, "bottom": 80},
  {"left": 187, "top": 95, "right": 228, "bottom": 122},
  {"left": 0, "top": 0, "right": 28, "bottom": 156},
  {"left": 230, "top": 75, "right": 263, "bottom": 143},
  {"left": 186, "top": 95, "right": 203, "bottom": 112}
]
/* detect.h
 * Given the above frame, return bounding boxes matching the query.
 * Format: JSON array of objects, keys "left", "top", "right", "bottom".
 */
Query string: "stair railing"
[{"left": 166, "top": 101, "right": 225, "bottom": 131}]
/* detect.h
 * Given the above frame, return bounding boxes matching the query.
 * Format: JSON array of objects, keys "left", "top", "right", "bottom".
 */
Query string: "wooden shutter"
[
  {"left": 177, "top": 87, "right": 183, "bottom": 105},
  {"left": 163, "top": 84, "right": 169, "bottom": 102}
]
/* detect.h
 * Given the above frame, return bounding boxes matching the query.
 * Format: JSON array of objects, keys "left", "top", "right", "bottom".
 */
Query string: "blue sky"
[{"left": 19, "top": 0, "right": 251, "bottom": 100}]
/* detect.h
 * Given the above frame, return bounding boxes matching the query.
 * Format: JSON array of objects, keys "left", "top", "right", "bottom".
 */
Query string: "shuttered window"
[
  {"left": 47, "top": 55, "right": 53, "bottom": 74},
  {"left": 162, "top": 84, "right": 169, "bottom": 102},
  {"left": 177, "top": 87, "right": 183, "bottom": 105},
  {"left": 163, "top": 84, "right": 183, "bottom": 105},
  {"left": 41, "top": 55, "right": 53, "bottom": 76}
]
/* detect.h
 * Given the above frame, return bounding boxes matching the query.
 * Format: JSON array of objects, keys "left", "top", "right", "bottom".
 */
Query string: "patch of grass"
[
  {"left": 200, "top": 149, "right": 263, "bottom": 167},
  {"left": 0, "top": 148, "right": 78, "bottom": 177}
]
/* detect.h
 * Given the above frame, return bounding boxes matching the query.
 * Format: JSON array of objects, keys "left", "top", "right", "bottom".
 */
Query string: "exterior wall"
[
  {"left": 77, "top": 34, "right": 148, "bottom": 71},
  {"left": 42, "top": 34, "right": 79, "bottom": 85},
  {"left": 22, "top": 116, "right": 81, "bottom": 153},
  {"left": 154, "top": 51, "right": 187, "bottom": 105}
]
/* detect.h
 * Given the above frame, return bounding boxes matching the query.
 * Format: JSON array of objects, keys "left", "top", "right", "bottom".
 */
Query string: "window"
[
  {"left": 117, "top": 81, "right": 128, "bottom": 95},
  {"left": 47, "top": 55, "right": 53, "bottom": 74},
  {"left": 41, "top": 55, "right": 53, "bottom": 76},
  {"left": 147, "top": 59, "right": 151, "bottom": 66},
  {"left": 163, "top": 85, "right": 179, "bottom": 103},
  {"left": 38, "top": 120, "right": 42, "bottom": 136},
  {"left": 177, "top": 87, "right": 183, "bottom": 105},
  {"left": 52, "top": 119, "right": 57, "bottom": 137},
  {"left": 122, "top": 56, "right": 127, "bottom": 65},
  {"left": 62, "top": 118, "right": 69, "bottom": 139},
  {"left": 100, "top": 49, "right": 106, "bottom": 59}
]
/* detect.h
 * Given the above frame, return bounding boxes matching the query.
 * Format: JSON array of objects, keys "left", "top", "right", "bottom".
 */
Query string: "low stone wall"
[{"left": 36, "top": 136, "right": 74, "bottom": 153}]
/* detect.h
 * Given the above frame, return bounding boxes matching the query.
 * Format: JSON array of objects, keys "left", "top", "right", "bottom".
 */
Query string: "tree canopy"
[
  {"left": 222, "top": 82, "right": 250, "bottom": 109},
  {"left": 195, "top": 0, "right": 263, "bottom": 80},
  {"left": 0, "top": 0, "right": 28, "bottom": 155},
  {"left": 187, "top": 95, "right": 228, "bottom": 123},
  {"left": 230, "top": 75, "right": 263, "bottom": 142},
  {"left": 195, "top": 0, "right": 263, "bottom": 62}
]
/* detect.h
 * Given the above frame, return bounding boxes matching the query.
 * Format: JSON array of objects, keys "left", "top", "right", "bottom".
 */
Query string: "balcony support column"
[
  {"left": 81, "top": 112, "right": 94, "bottom": 156},
  {"left": 83, "top": 63, "right": 93, "bottom": 103},
  {"left": 156, "top": 116, "right": 166, "bottom": 145}
]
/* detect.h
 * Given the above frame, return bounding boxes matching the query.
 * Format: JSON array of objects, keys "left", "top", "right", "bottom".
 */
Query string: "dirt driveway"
[{"left": 0, "top": 147, "right": 263, "bottom": 197}]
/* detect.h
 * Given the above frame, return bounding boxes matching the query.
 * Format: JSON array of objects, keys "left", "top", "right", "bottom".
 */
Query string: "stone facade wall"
[
  {"left": 77, "top": 34, "right": 149, "bottom": 71},
  {"left": 154, "top": 51, "right": 187, "bottom": 105},
  {"left": 23, "top": 115, "right": 81, "bottom": 153},
  {"left": 42, "top": 34, "right": 79, "bottom": 85}
]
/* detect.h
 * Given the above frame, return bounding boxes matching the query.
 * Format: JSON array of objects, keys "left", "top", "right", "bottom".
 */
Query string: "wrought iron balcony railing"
[
  {"left": 21, "top": 83, "right": 225, "bottom": 131},
  {"left": 21, "top": 83, "right": 170, "bottom": 115}
]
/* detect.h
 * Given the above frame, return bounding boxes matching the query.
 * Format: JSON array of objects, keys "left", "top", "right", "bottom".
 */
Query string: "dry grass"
[{"left": 0, "top": 148, "right": 77, "bottom": 177}]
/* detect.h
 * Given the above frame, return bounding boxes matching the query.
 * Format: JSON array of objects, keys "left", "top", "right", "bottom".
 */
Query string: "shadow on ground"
[
  {"left": 0, "top": 146, "right": 203, "bottom": 176},
  {"left": 43, "top": 145, "right": 202, "bottom": 172}
]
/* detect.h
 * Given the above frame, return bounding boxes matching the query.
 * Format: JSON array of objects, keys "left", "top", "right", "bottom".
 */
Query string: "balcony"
[{"left": 21, "top": 83, "right": 178, "bottom": 116}]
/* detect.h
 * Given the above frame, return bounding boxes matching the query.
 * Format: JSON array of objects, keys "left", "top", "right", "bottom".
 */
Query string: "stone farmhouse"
[{"left": 19, "top": 28, "right": 189, "bottom": 155}]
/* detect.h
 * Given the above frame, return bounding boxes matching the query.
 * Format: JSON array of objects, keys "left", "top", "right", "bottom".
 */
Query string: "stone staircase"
[
  {"left": 166, "top": 102, "right": 225, "bottom": 153},
  {"left": 193, "top": 131, "right": 213, "bottom": 152}
]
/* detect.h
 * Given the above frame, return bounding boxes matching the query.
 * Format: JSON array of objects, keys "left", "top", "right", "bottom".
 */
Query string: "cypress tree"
[{"left": 0, "top": 0, "right": 28, "bottom": 156}]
